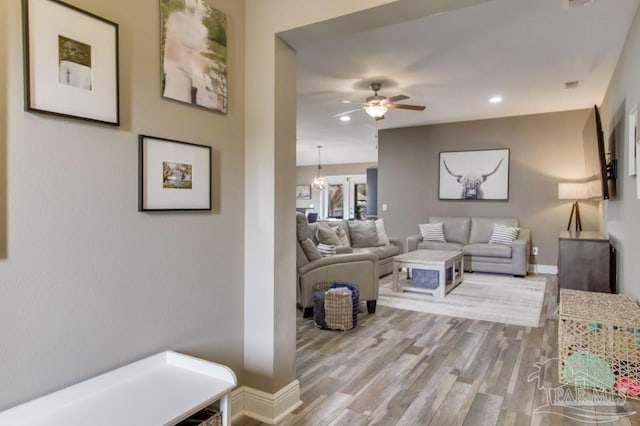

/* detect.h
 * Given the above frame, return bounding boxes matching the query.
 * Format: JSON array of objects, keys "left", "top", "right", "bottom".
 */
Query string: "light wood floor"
[{"left": 236, "top": 275, "right": 640, "bottom": 425}]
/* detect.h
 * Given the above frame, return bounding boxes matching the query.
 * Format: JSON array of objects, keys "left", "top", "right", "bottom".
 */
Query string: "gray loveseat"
[
  {"left": 308, "top": 219, "right": 403, "bottom": 277},
  {"left": 406, "top": 216, "right": 530, "bottom": 277}
]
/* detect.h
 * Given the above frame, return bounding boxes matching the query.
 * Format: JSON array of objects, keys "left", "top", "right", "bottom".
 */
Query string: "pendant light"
[{"left": 311, "top": 145, "right": 327, "bottom": 191}]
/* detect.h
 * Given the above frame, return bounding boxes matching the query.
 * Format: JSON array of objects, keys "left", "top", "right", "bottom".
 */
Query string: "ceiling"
[{"left": 286, "top": 0, "right": 639, "bottom": 166}]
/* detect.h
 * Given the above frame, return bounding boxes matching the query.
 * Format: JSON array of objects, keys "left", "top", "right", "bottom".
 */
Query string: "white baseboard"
[
  {"left": 529, "top": 264, "right": 558, "bottom": 274},
  {"left": 231, "top": 380, "right": 302, "bottom": 425}
]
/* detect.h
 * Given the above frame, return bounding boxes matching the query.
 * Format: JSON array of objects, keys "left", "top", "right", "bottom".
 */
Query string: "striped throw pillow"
[
  {"left": 489, "top": 224, "right": 520, "bottom": 246},
  {"left": 419, "top": 222, "right": 446, "bottom": 243}
]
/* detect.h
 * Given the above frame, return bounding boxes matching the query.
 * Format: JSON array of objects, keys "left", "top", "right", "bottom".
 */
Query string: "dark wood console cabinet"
[{"left": 558, "top": 231, "right": 615, "bottom": 294}]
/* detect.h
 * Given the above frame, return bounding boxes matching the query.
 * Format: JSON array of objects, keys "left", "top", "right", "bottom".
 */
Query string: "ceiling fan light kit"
[
  {"left": 365, "top": 104, "right": 388, "bottom": 119},
  {"left": 333, "top": 82, "right": 425, "bottom": 120}
]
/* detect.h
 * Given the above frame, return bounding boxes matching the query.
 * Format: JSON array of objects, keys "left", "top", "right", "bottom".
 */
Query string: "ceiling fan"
[{"left": 332, "top": 82, "right": 426, "bottom": 121}]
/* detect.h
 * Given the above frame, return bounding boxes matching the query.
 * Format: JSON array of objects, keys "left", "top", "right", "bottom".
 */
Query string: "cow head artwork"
[{"left": 443, "top": 158, "right": 504, "bottom": 199}]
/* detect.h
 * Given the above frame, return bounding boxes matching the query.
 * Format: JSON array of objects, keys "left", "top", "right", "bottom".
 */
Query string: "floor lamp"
[{"left": 558, "top": 183, "right": 588, "bottom": 232}]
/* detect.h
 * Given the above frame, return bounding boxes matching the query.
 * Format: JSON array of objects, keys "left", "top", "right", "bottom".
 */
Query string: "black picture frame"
[
  {"left": 22, "top": 0, "right": 120, "bottom": 125},
  {"left": 138, "top": 135, "right": 212, "bottom": 211},
  {"left": 439, "top": 148, "right": 510, "bottom": 200}
]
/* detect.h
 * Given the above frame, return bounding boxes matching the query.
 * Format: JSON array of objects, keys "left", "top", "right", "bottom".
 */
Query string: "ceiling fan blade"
[
  {"left": 340, "top": 100, "right": 367, "bottom": 105},
  {"left": 331, "top": 107, "right": 364, "bottom": 117},
  {"left": 387, "top": 103, "right": 426, "bottom": 111},
  {"left": 375, "top": 115, "right": 385, "bottom": 121},
  {"left": 385, "top": 94, "right": 409, "bottom": 104}
]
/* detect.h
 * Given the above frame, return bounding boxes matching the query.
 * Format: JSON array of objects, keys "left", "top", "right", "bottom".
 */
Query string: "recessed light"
[
  {"left": 489, "top": 96, "right": 503, "bottom": 103},
  {"left": 339, "top": 116, "right": 351, "bottom": 122}
]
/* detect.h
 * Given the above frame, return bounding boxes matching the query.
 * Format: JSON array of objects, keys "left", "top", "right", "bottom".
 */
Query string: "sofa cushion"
[
  {"left": 315, "top": 222, "right": 342, "bottom": 246},
  {"left": 375, "top": 219, "right": 390, "bottom": 245},
  {"left": 348, "top": 220, "right": 381, "bottom": 247},
  {"left": 300, "top": 238, "right": 322, "bottom": 261},
  {"left": 430, "top": 216, "right": 470, "bottom": 245},
  {"left": 469, "top": 217, "right": 519, "bottom": 244},
  {"left": 489, "top": 224, "right": 520, "bottom": 246},
  {"left": 354, "top": 244, "right": 401, "bottom": 260},
  {"left": 334, "top": 225, "right": 351, "bottom": 247},
  {"left": 463, "top": 243, "right": 512, "bottom": 258},
  {"left": 417, "top": 241, "right": 464, "bottom": 251},
  {"left": 419, "top": 222, "right": 446, "bottom": 242}
]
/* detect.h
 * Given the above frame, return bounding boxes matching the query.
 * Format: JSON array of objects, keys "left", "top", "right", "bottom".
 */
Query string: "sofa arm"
[
  {"left": 511, "top": 228, "right": 531, "bottom": 276},
  {"left": 406, "top": 234, "right": 422, "bottom": 252},
  {"left": 298, "top": 252, "right": 377, "bottom": 275},
  {"left": 388, "top": 237, "right": 403, "bottom": 252}
]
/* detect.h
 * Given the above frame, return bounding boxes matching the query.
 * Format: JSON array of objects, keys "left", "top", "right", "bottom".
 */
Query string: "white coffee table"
[{"left": 392, "top": 249, "right": 464, "bottom": 298}]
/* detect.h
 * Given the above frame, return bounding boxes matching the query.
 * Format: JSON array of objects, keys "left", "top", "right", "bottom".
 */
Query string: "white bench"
[{"left": 0, "top": 351, "right": 236, "bottom": 426}]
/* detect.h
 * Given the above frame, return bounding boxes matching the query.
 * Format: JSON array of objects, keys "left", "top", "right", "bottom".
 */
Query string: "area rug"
[{"left": 376, "top": 273, "right": 547, "bottom": 327}]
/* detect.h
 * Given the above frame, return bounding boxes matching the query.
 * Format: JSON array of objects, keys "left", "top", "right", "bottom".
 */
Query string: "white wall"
[
  {"left": 601, "top": 5, "right": 640, "bottom": 300},
  {"left": 0, "top": 0, "right": 245, "bottom": 410}
]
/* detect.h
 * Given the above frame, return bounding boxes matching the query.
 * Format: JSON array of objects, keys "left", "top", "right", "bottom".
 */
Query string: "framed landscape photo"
[
  {"left": 22, "top": 0, "right": 120, "bottom": 125},
  {"left": 138, "top": 135, "right": 211, "bottom": 211},
  {"left": 160, "top": 0, "right": 228, "bottom": 113},
  {"left": 439, "top": 149, "right": 509, "bottom": 200},
  {"left": 296, "top": 185, "right": 311, "bottom": 200}
]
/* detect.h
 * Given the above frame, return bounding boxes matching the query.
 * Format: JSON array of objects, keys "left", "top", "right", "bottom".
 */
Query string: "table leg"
[
  {"left": 438, "top": 264, "right": 446, "bottom": 298},
  {"left": 392, "top": 261, "right": 400, "bottom": 292}
]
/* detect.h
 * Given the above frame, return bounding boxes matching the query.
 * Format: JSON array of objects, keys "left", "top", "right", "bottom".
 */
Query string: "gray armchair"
[{"left": 296, "top": 213, "right": 379, "bottom": 318}]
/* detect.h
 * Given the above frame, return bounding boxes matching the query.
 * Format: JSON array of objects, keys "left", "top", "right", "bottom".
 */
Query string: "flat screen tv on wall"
[{"left": 583, "top": 104, "right": 615, "bottom": 199}]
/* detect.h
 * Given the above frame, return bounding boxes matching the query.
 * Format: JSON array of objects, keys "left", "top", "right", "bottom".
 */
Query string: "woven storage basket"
[
  {"left": 176, "top": 407, "right": 222, "bottom": 426},
  {"left": 325, "top": 288, "right": 354, "bottom": 330},
  {"left": 312, "top": 282, "right": 359, "bottom": 330},
  {"left": 558, "top": 289, "right": 640, "bottom": 399}
]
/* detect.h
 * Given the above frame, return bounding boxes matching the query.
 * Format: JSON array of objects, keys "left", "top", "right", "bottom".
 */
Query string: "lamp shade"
[{"left": 558, "top": 182, "right": 588, "bottom": 200}]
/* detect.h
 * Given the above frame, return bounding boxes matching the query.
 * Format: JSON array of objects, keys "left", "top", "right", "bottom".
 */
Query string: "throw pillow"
[
  {"left": 300, "top": 238, "right": 322, "bottom": 261},
  {"left": 489, "top": 224, "right": 520, "bottom": 246},
  {"left": 347, "top": 220, "right": 379, "bottom": 248},
  {"left": 419, "top": 222, "right": 446, "bottom": 243},
  {"left": 332, "top": 225, "right": 351, "bottom": 247},
  {"left": 315, "top": 222, "right": 342, "bottom": 246},
  {"left": 375, "top": 218, "right": 390, "bottom": 245}
]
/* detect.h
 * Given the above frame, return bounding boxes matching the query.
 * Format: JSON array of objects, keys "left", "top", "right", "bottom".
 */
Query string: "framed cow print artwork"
[{"left": 439, "top": 149, "right": 509, "bottom": 200}]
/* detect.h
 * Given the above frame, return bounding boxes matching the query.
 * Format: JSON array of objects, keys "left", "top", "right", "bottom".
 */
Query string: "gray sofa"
[
  {"left": 406, "top": 216, "right": 531, "bottom": 277},
  {"left": 296, "top": 213, "right": 379, "bottom": 318},
  {"left": 308, "top": 219, "right": 403, "bottom": 277}
]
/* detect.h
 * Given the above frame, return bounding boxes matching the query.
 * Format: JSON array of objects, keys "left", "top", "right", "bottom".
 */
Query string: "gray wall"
[
  {"left": 0, "top": 0, "right": 245, "bottom": 410},
  {"left": 378, "top": 109, "right": 600, "bottom": 267},
  {"left": 602, "top": 5, "right": 640, "bottom": 300}
]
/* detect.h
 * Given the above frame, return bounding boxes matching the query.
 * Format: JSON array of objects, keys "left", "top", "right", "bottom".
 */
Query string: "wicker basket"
[
  {"left": 312, "top": 282, "right": 359, "bottom": 331},
  {"left": 176, "top": 407, "right": 222, "bottom": 426},
  {"left": 558, "top": 289, "right": 640, "bottom": 399}
]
